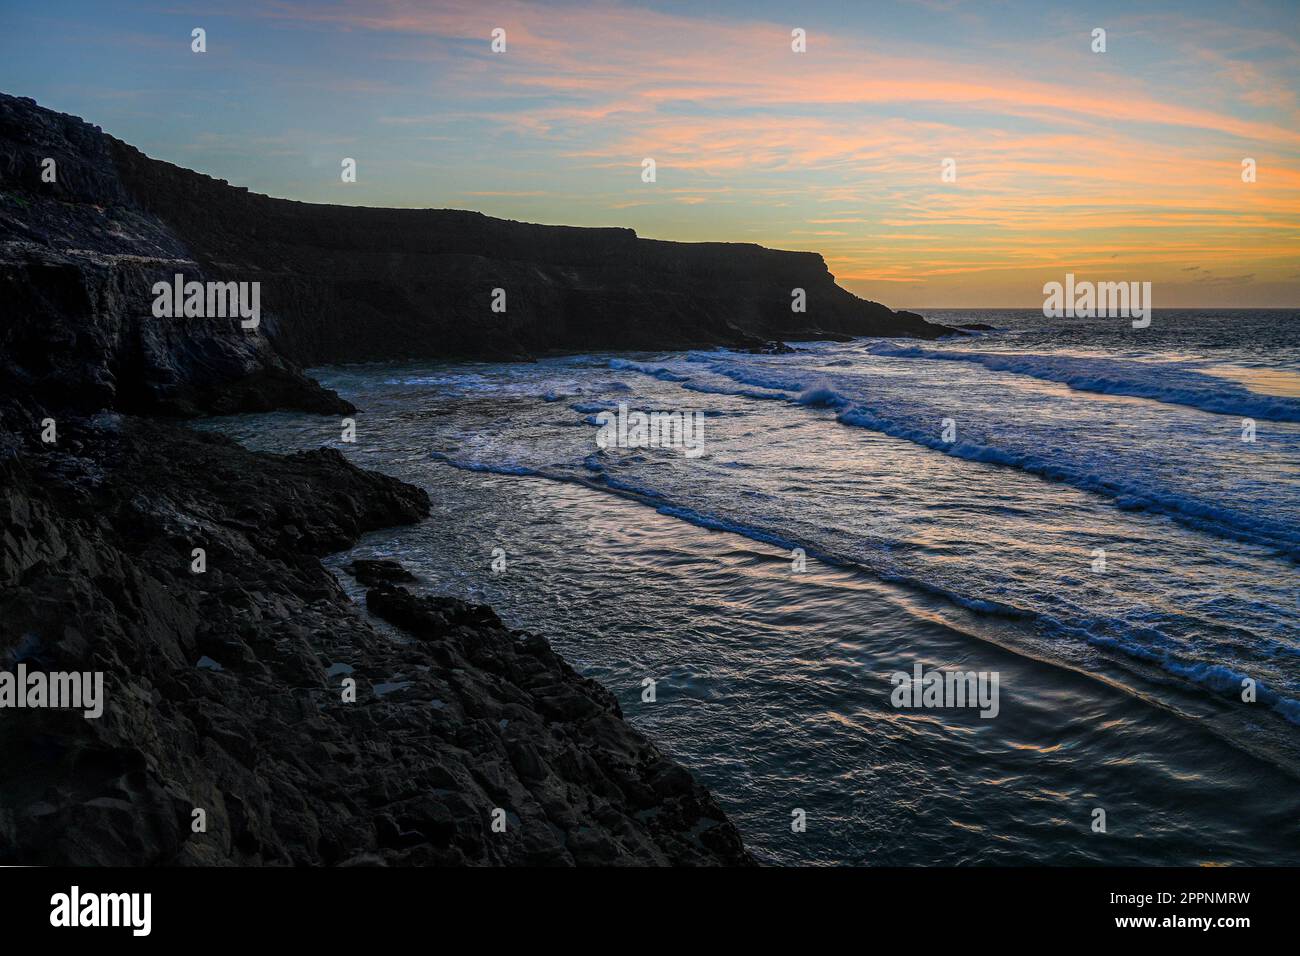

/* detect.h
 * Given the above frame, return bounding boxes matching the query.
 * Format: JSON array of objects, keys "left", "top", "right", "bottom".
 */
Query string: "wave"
[
  {"left": 692, "top": 357, "right": 1300, "bottom": 562},
  {"left": 608, "top": 358, "right": 690, "bottom": 382},
  {"left": 429, "top": 452, "right": 542, "bottom": 477},
  {"left": 680, "top": 381, "right": 794, "bottom": 401},
  {"left": 796, "top": 386, "right": 851, "bottom": 409},
  {"left": 870, "top": 345, "right": 1300, "bottom": 422},
  {"left": 831, "top": 405, "right": 1300, "bottom": 561},
  {"left": 427, "top": 449, "right": 1300, "bottom": 726}
]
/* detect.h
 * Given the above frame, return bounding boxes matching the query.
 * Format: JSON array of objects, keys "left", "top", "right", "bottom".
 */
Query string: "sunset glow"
[{"left": 3, "top": 0, "right": 1297, "bottom": 306}]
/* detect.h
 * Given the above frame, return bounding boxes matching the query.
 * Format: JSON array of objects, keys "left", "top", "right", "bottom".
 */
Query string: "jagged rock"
[
  {"left": 0, "top": 420, "right": 752, "bottom": 865},
  {"left": 346, "top": 559, "right": 417, "bottom": 587},
  {"left": 365, "top": 584, "right": 504, "bottom": 638},
  {"left": 0, "top": 94, "right": 352, "bottom": 418}
]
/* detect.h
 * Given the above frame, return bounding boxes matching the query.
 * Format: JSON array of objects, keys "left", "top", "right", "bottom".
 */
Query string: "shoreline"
[{"left": 0, "top": 414, "right": 753, "bottom": 865}]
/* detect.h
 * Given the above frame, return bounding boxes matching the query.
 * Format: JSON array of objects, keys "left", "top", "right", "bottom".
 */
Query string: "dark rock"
[
  {"left": 734, "top": 340, "right": 798, "bottom": 355},
  {"left": 346, "top": 559, "right": 417, "bottom": 587},
  {"left": 0, "top": 418, "right": 753, "bottom": 864},
  {"left": 365, "top": 585, "right": 504, "bottom": 638},
  {"left": 0, "top": 94, "right": 352, "bottom": 418}
]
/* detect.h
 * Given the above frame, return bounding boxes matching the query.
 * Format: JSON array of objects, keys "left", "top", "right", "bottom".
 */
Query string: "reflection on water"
[{"left": 1203, "top": 364, "right": 1300, "bottom": 399}]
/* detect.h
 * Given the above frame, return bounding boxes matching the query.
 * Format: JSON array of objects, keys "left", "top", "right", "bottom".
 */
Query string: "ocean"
[{"left": 200, "top": 309, "right": 1300, "bottom": 865}]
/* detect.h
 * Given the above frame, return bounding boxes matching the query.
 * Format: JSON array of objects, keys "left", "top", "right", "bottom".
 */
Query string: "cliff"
[
  {"left": 1, "top": 90, "right": 950, "bottom": 406},
  {"left": 0, "top": 94, "right": 348, "bottom": 416},
  {"left": 104, "top": 122, "right": 949, "bottom": 365}
]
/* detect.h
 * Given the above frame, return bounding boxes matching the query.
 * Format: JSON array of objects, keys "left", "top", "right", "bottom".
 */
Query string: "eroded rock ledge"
[{"left": 0, "top": 416, "right": 752, "bottom": 865}]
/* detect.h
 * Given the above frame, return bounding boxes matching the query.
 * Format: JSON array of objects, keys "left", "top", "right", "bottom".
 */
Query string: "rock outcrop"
[
  {"left": 0, "top": 415, "right": 752, "bottom": 865},
  {"left": 0, "top": 95, "right": 349, "bottom": 417}
]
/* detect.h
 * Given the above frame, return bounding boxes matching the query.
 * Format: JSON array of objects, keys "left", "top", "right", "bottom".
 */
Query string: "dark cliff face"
[
  {"left": 105, "top": 154, "right": 949, "bottom": 364},
  {"left": 3, "top": 90, "right": 948, "bottom": 389},
  {"left": 0, "top": 94, "right": 349, "bottom": 418}
]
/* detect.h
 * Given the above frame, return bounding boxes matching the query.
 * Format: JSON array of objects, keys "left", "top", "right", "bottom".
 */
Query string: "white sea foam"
[{"left": 869, "top": 345, "right": 1300, "bottom": 421}]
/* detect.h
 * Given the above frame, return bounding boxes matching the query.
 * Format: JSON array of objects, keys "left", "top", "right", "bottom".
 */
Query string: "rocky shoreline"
[
  {"left": 0, "top": 91, "right": 950, "bottom": 865},
  {"left": 0, "top": 416, "right": 752, "bottom": 864}
]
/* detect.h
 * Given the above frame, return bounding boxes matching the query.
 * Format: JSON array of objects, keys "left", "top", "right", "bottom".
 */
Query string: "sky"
[{"left": 1, "top": 0, "right": 1297, "bottom": 308}]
